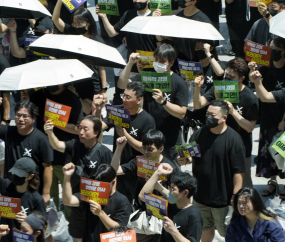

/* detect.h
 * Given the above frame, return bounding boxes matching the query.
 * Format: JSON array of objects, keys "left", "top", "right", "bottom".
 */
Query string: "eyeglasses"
[
  {"left": 15, "top": 113, "right": 32, "bottom": 119},
  {"left": 120, "top": 93, "right": 132, "bottom": 101},
  {"left": 141, "top": 146, "right": 155, "bottom": 153}
]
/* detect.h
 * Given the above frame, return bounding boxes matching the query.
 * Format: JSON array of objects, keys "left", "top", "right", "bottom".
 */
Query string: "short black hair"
[
  {"left": 271, "top": 36, "right": 285, "bottom": 50},
  {"left": 126, "top": 81, "right": 145, "bottom": 98},
  {"left": 142, "top": 130, "right": 165, "bottom": 149},
  {"left": 90, "top": 164, "right": 116, "bottom": 182},
  {"left": 14, "top": 100, "right": 39, "bottom": 118},
  {"left": 170, "top": 171, "right": 197, "bottom": 198},
  {"left": 273, "top": 0, "right": 285, "bottom": 8},
  {"left": 227, "top": 57, "right": 248, "bottom": 79},
  {"left": 154, "top": 43, "right": 176, "bottom": 63},
  {"left": 81, "top": 115, "right": 102, "bottom": 137},
  {"left": 209, "top": 100, "right": 229, "bottom": 116}
]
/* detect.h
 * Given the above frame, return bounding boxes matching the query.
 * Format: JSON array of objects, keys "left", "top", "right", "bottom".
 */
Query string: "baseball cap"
[
  {"left": 9, "top": 157, "right": 38, "bottom": 177},
  {"left": 34, "top": 17, "right": 54, "bottom": 32}
]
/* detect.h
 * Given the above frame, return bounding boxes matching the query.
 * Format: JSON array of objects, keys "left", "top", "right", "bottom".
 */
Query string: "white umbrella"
[
  {"left": 0, "top": 59, "right": 93, "bottom": 91},
  {"left": 0, "top": 0, "right": 51, "bottom": 19},
  {"left": 269, "top": 10, "right": 285, "bottom": 39},
  {"left": 29, "top": 34, "right": 127, "bottom": 68},
  {"left": 121, "top": 15, "right": 224, "bottom": 40}
]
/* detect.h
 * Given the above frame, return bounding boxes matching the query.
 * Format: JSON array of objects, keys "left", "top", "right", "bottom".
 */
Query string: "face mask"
[
  {"left": 133, "top": 1, "right": 148, "bottom": 10},
  {"left": 75, "top": 26, "right": 88, "bottom": 35},
  {"left": 166, "top": 192, "right": 179, "bottom": 204},
  {"left": 178, "top": 0, "right": 187, "bottom": 8},
  {"left": 195, "top": 50, "right": 208, "bottom": 60},
  {"left": 46, "top": 85, "right": 60, "bottom": 93},
  {"left": 268, "top": 8, "right": 278, "bottom": 16},
  {"left": 271, "top": 49, "right": 283, "bottom": 62},
  {"left": 12, "top": 174, "right": 27, "bottom": 186},
  {"left": 205, "top": 116, "right": 221, "bottom": 129},
  {"left": 153, "top": 61, "right": 168, "bottom": 73}
]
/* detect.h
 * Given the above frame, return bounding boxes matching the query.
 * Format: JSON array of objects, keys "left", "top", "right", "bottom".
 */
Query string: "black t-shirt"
[
  {"left": 161, "top": 204, "right": 203, "bottom": 242},
  {"left": 245, "top": 18, "right": 270, "bottom": 46},
  {"left": 74, "top": 191, "right": 131, "bottom": 242},
  {"left": 0, "top": 177, "right": 46, "bottom": 242},
  {"left": 203, "top": 86, "right": 259, "bottom": 157},
  {"left": 114, "top": 9, "right": 157, "bottom": 73},
  {"left": 190, "top": 126, "right": 246, "bottom": 207},
  {"left": 272, "top": 88, "right": 285, "bottom": 112},
  {"left": 30, "top": 88, "right": 83, "bottom": 166},
  {"left": 176, "top": 10, "right": 212, "bottom": 61},
  {"left": 131, "top": 73, "right": 189, "bottom": 148},
  {"left": 0, "top": 126, "right": 53, "bottom": 193}
]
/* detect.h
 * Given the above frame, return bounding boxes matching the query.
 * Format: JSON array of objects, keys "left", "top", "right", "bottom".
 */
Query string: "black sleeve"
[
  {"left": 64, "top": 139, "right": 75, "bottom": 156},
  {"left": 229, "top": 135, "right": 247, "bottom": 174},
  {"left": 272, "top": 89, "right": 285, "bottom": 105},
  {"left": 101, "top": 148, "right": 113, "bottom": 165},
  {"left": 244, "top": 94, "right": 259, "bottom": 121},
  {"left": 245, "top": 21, "right": 257, "bottom": 42},
  {"left": 121, "top": 158, "right": 137, "bottom": 175},
  {"left": 73, "top": 192, "right": 82, "bottom": 205},
  {"left": 111, "top": 196, "right": 131, "bottom": 226},
  {"left": 186, "top": 221, "right": 203, "bottom": 242},
  {"left": 114, "top": 11, "right": 128, "bottom": 33},
  {"left": 68, "top": 92, "right": 84, "bottom": 125},
  {"left": 174, "top": 76, "right": 189, "bottom": 107},
  {"left": 130, "top": 73, "right": 142, "bottom": 82},
  {"left": 0, "top": 177, "right": 11, "bottom": 195},
  {"left": 0, "top": 125, "right": 7, "bottom": 141},
  {"left": 203, "top": 86, "right": 215, "bottom": 103},
  {"left": 93, "top": 35, "right": 105, "bottom": 44},
  {"left": 33, "top": 194, "right": 48, "bottom": 218},
  {"left": 63, "top": 23, "right": 78, "bottom": 35},
  {"left": 102, "top": 116, "right": 114, "bottom": 131},
  {"left": 39, "top": 134, "right": 54, "bottom": 163}
]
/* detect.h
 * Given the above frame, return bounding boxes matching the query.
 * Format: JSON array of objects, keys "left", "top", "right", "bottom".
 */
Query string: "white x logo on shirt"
[
  {"left": 207, "top": 76, "right": 213, "bottom": 83},
  {"left": 276, "top": 81, "right": 283, "bottom": 89},
  {"left": 89, "top": 161, "right": 97, "bottom": 169},
  {"left": 21, "top": 206, "right": 29, "bottom": 215},
  {"left": 164, "top": 93, "right": 171, "bottom": 102},
  {"left": 130, "top": 127, "right": 138, "bottom": 136},
  {"left": 23, "top": 148, "right": 32, "bottom": 157},
  {"left": 236, "top": 106, "right": 243, "bottom": 115}
]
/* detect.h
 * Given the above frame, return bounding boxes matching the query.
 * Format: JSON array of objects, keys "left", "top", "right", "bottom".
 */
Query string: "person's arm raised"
[
  {"left": 44, "top": 120, "right": 66, "bottom": 153},
  {"left": 193, "top": 76, "right": 210, "bottom": 109},
  {"left": 7, "top": 19, "right": 26, "bottom": 58},
  {"left": 52, "top": 0, "right": 65, "bottom": 33},
  {"left": 95, "top": 5, "right": 118, "bottom": 37},
  {"left": 0, "top": 18, "right": 8, "bottom": 34},
  {"left": 204, "top": 43, "right": 224, "bottom": 76},
  {"left": 110, "top": 137, "right": 127, "bottom": 175}
]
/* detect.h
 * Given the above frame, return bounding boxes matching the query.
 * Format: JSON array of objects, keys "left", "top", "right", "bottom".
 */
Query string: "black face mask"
[
  {"left": 271, "top": 49, "right": 283, "bottom": 62},
  {"left": 178, "top": 0, "right": 187, "bottom": 8},
  {"left": 34, "top": 32, "right": 46, "bottom": 37},
  {"left": 195, "top": 50, "right": 208, "bottom": 60},
  {"left": 75, "top": 26, "right": 88, "bottom": 35},
  {"left": 268, "top": 8, "right": 278, "bottom": 16},
  {"left": 46, "top": 85, "right": 60, "bottom": 93},
  {"left": 205, "top": 116, "right": 221, "bottom": 128},
  {"left": 12, "top": 174, "right": 27, "bottom": 186},
  {"left": 133, "top": 1, "right": 148, "bottom": 10}
]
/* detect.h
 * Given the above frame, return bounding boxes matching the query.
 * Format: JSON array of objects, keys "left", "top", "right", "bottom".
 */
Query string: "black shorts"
[{"left": 68, "top": 205, "right": 85, "bottom": 239}]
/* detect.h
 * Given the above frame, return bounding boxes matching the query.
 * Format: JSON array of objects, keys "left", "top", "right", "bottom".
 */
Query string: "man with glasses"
[
  {"left": 0, "top": 100, "right": 53, "bottom": 205},
  {"left": 94, "top": 81, "right": 155, "bottom": 203}
]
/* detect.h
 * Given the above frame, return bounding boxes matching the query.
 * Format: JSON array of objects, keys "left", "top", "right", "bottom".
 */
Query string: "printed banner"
[
  {"left": 214, "top": 81, "right": 239, "bottom": 103},
  {"left": 177, "top": 59, "right": 203, "bottom": 80},
  {"left": 38, "top": 0, "right": 48, "bottom": 6},
  {"left": 24, "top": 36, "right": 48, "bottom": 56},
  {"left": 61, "top": 0, "right": 87, "bottom": 13},
  {"left": 272, "top": 132, "right": 285, "bottom": 158},
  {"left": 44, "top": 99, "right": 72, "bottom": 129},
  {"left": 0, "top": 195, "right": 21, "bottom": 219},
  {"left": 105, "top": 104, "right": 130, "bottom": 129},
  {"left": 149, "top": 0, "right": 172, "bottom": 14},
  {"left": 137, "top": 50, "right": 154, "bottom": 69},
  {"left": 136, "top": 156, "right": 166, "bottom": 181},
  {"left": 80, "top": 177, "right": 111, "bottom": 205},
  {"left": 249, "top": 0, "right": 272, "bottom": 7},
  {"left": 176, "top": 142, "right": 201, "bottom": 159},
  {"left": 141, "top": 71, "right": 171, "bottom": 92},
  {"left": 100, "top": 230, "right": 136, "bottom": 242},
  {"left": 245, "top": 40, "right": 271, "bottom": 67},
  {"left": 98, "top": 0, "right": 119, "bottom": 16},
  {"left": 144, "top": 193, "right": 168, "bottom": 219},
  {"left": 13, "top": 229, "right": 35, "bottom": 242}
]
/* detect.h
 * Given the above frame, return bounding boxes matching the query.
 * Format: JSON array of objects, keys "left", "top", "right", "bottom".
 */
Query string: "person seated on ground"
[
  {"left": 62, "top": 163, "right": 131, "bottom": 242},
  {"left": 226, "top": 187, "right": 284, "bottom": 241},
  {"left": 139, "top": 163, "right": 203, "bottom": 242}
]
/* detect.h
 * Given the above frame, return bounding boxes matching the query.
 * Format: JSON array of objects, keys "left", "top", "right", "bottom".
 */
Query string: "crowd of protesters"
[{"left": 0, "top": 0, "right": 285, "bottom": 241}]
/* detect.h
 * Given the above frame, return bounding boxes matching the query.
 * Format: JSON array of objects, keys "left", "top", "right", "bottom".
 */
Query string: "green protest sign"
[
  {"left": 150, "top": 0, "right": 172, "bottom": 14},
  {"left": 141, "top": 72, "right": 171, "bottom": 93},
  {"left": 272, "top": 132, "right": 285, "bottom": 158},
  {"left": 213, "top": 81, "right": 239, "bottom": 103},
  {"left": 98, "top": 0, "right": 119, "bottom": 16}
]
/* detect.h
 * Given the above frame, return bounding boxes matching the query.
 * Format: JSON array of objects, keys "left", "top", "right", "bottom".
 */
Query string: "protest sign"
[
  {"left": 272, "top": 132, "right": 285, "bottom": 158},
  {"left": 61, "top": 0, "right": 87, "bottom": 13},
  {"left": 105, "top": 104, "right": 130, "bottom": 129},
  {"left": 137, "top": 50, "right": 154, "bottom": 69},
  {"left": 149, "top": 0, "right": 172, "bottom": 14},
  {"left": 44, "top": 99, "right": 72, "bottom": 129},
  {"left": 38, "top": 0, "right": 48, "bottom": 6},
  {"left": 13, "top": 229, "right": 35, "bottom": 242},
  {"left": 98, "top": 0, "right": 119, "bottom": 16},
  {"left": 0, "top": 195, "right": 21, "bottom": 219},
  {"left": 100, "top": 230, "right": 136, "bottom": 242},
  {"left": 141, "top": 72, "right": 171, "bottom": 92},
  {"left": 136, "top": 156, "right": 166, "bottom": 181},
  {"left": 245, "top": 40, "right": 271, "bottom": 67},
  {"left": 24, "top": 36, "right": 48, "bottom": 56},
  {"left": 144, "top": 193, "right": 168, "bottom": 220},
  {"left": 177, "top": 59, "right": 203, "bottom": 80},
  {"left": 80, "top": 177, "right": 111, "bottom": 205},
  {"left": 176, "top": 142, "right": 201, "bottom": 160},
  {"left": 214, "top": 81, "right": 239, "bottom": 103},
  {"left": 249, "top": 0, "right": 272, "bottom": 7}
]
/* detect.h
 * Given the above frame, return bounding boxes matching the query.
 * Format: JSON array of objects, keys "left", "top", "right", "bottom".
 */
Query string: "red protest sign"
[
  {"left": 44, "top": 99, "right": 72, "bottom": 129},
  {"left": 100, "top": 230, "right": 136, "bottom": 242},
  {"left": 80, "top": 177, "right": 110, "bottom": 206},
  {"left": 0, "top": 195, "right": 21, "bottom": 219},
  {"left": 249, "top": 0, "right": 272, "bottom": 7},
  {"left": 136, "top": 156, "right": 166, "bottom": 181},
  {"left": 245, "top": 40, "right": 271, "bottom": 67}
]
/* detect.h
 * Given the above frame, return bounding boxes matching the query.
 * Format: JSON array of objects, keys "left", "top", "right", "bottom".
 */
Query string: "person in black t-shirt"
[
  {"left": 138, "top": 163, "right": 203, "bottom": 242},
  {"left": 193, "top": 58, "right": 258, "bottom": 188},
  {"left": 62, "top": 163, "right": 131, "bottom": 242},
  {"left": 95, "top": 81, "right": 155, "bottom": 203},
  {"left": 118, "top": 44, "right": 189, "bottom": 161},
  {"left": 188, "top": 100, "right": 246, "bottom": 241}
]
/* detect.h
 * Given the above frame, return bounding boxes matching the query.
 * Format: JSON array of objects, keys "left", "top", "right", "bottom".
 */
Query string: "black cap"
[
  {"left": 34, "top": 17, "right": 54, "bottom": 32},
  {"left": 9, "top": 157, "right": 38, "bottom": 177}
]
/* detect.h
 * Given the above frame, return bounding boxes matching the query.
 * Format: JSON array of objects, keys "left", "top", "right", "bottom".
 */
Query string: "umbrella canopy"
[
  {"left": 0, "top": 0, "right": 51, "bottom": 19},
  {"left": 121, "top": 15, "right": 224, "bottom": 40},
  {"left": 0, "top": 59, "right": 93, "bottom": 91},
  {"left": 269, "top": 10, "right": 285, "bottom": 39},
  {"left": 29, "top": 34, "right": 127, "bottom": 68}
]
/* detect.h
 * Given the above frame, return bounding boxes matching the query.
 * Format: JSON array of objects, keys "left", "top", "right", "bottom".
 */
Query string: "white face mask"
[{"left": 153, "top": 61, "right": 168, "bottom": 73}]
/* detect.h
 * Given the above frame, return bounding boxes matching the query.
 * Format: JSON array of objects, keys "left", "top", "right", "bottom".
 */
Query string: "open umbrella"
[
  {"left": 29, "top": 34, "right": 127, "bottom": 68},
  {"left": 121, "top": 15, "right": 224, "bottom": 40},
  {"left": 0, "top": 59, "right": 93, "bottom": 91},
  {"left": 269, "top": 10, "right": 285, "bottom": 39},
  {"left": 0, "top": 0, "right": 51, "bottom": 19}
]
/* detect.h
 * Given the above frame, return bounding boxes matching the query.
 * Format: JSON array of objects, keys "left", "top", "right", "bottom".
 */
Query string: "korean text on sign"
[
  {"left": 245, "top": 40, "right": 271, "bottom": 67},
  {"left": 24, "top": 36, "right": 48, "bottom": 57},
  {"left": 144, "top": 192, "right": 168, "bottom": 220},
  {"left": 177, "top": 59, "right": 203, "bottom": 80},
  {"left": 0, "top": 195, "right": 21, "bottom": 219},
  {"left": 98, "top": 0, "right": 119, "bottom": 16},
  {"left": 137, "top": 50, "right": 154, "bottom": 69},
  {"left": 176, "top": 142, "right": 201, "bottom": 158},
  {"left": 214, "top": 81, "right": 239, "bottom": 103},
  {"left": 141, "top": 72, "right": 171, "bottom": 93},
  {"left": 61, "top": 0, "right": 87, "bottom": 13},
  {"left": 272, "top": 131, "right": 285, "bottom": 158},
  {"left": 80, "top": 177, "right": 111, "bottom": 205},
  {"left": 100, "top": 230, "right": 136, "bottom": 242},
  {"left": 13, "top": 229, "right": 34, "bottom": 242},
  {"left": 105, "top": 104, "right": 130, "bottom": 129},
  {"left": 149, "top": 0, "right": 172, "bottom": 14}
]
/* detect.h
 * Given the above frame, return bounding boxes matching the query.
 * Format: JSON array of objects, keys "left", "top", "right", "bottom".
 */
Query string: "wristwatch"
[
  {"left": 209, "top": 54, "right": 214, "bottom": 59},
  {"left": 264, "top": 11, "right": 271, "bottom": 18},
  {"left": 101, "top": 87, "right": 108, "bottom": 91},
  {"left": 161, "top": 99, "right": 167, "bottom": 106},
  {"left": 2, "top": 119, "right": 10, "bottom": 124}
]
